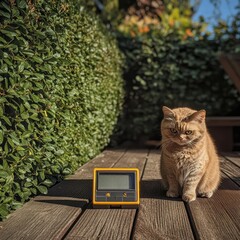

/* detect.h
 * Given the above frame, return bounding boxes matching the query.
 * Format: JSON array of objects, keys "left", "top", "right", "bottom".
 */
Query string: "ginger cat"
[{"left": 160, "top": 106, "right": 220, "bottom": 202}]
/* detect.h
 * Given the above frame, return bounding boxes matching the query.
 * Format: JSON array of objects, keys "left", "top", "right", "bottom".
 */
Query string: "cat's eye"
[
  {"left": 170, "top": 128, "right": 178, "bottom": 134},
  {"left": 185, "top": 130, "right": 193, "bottom": 135}
]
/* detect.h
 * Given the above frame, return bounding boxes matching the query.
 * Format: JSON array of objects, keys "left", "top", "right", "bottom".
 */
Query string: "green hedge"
[
  {"left": 0, "top": 0, "right": 123, "bottom": 219},
  {"left": 112, "top": 33, "right": 240, "bottom": 142}
]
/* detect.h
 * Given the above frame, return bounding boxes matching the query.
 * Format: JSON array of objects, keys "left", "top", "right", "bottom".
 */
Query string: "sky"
[{"left": 191, "top": 0, "right": 239, "bottom": 31}]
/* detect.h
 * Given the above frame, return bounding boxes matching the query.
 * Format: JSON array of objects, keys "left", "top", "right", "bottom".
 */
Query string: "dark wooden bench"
[
  {"left": 0, "top": 146, "right": 239, "bottom": 239},
  {"left": 207, "top": 117, "right": 240, "bottom": 152}
]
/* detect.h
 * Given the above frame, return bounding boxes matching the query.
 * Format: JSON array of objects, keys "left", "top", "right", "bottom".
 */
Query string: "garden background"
[{"left": 0, "top": 0, "right": 239, "bottom": 219}]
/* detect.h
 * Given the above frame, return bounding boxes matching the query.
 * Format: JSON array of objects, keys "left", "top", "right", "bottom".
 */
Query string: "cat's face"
[{"left": 161, "top": 106, "right": 206, "bottom": 146}]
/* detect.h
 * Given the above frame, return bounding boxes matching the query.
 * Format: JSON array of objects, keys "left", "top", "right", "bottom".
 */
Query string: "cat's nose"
[{"left": 179, "top": 134, "right": 184, "bottom": 140}]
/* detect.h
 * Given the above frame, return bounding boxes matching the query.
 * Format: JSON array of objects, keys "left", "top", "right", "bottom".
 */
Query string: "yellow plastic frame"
[{"left": 93, "top": 168, "right": 140, "bottom": 206}]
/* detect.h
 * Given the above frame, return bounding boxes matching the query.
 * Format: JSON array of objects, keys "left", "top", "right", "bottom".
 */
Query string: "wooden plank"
[
  {"left": 0, "top": 198, "right": 87, "bottom": 240},
  {"left": 65, "top": 209, "right": 136, "bottom": 240},
  {"left": 222, "top": 152, "right": 240, "bottom": 168},
  {"left": 113, "top": 149, "right": 149, "bottom": 173},
  {"left": 0, "top": 149, "right": 125, "bottom": 240},
  {"left": 69, "top": 149, "right": 127, "bottom": 180},
  {"left": 132, "top": 149, "right": 194, "bottom": 240},
  {"left": 187, "top": 169, "right": 240, "bottom": 239},
  {"left": 65, "top": 148, "right": 148, "bottom": 240},
  {"left": 220, "top": 155, "right": 240, "bottom": 186}
]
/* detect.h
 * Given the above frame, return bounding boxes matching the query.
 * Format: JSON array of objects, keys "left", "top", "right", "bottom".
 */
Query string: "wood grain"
[
  {"left": 187, "top": 155, "right": 240, "bottom": 240},
  {"left": 223, "top": 152, "right": 240, "bottom": 168},
  {"left": 65, "top": 209, "right": 135, "bottom": 240},
  {"left": 0, "top": 199, "right": 86, "bottom": 240},
  {"left": 69, "top": 149, "right": 127, "bottom": 180},
  {"left": 220, "top": 155, "right": 240, "bottom": 187},
  {"left": 133, "top": 149, "right": 194, "bottom": 240},
  {"left": 187, "top": 184, "right": 240, "bottom": 239}
]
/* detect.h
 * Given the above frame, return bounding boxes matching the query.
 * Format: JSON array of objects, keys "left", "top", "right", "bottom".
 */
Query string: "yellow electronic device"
[{"left": 93, "top": 168, "right": 140, "bottom": 208}]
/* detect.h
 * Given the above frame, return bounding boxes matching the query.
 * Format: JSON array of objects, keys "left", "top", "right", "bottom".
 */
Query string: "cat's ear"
[
  {"left": 162, "top": 106, "right": 175, "bottom": 119},
  {"left": 190, "top": 110, "right": 206, "bottom": 123}
]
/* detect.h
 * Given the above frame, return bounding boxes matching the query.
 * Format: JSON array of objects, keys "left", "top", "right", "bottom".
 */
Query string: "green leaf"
[
  {"left": 31, "top": 94, "right": 40, "bottom": 103},
  {"left": 7, "top": 138, "right": 15, "bottom": 148},
  {"left": 0, "top": 170, "right": 8, "bottom": 178},
  {"left": 30, "top": 113, "right": 39, "bottom": 121},
  {"left": 0, "top": 130, "right": 3, "bottom": 144},
  {"left": 16, "top": 146, "right": 25, "bottom": 151},
  {"left": 63, "top": 168, "right": 72, "bottom": 175},
  {"left": 2, "top": 116, "right": 12, "bottom": 126},
  {"left": 21, "top": 112, "right": 29, "bottom": 120},
  {"left": 9, "top": 134, "right": 20, "bottom": 145},
  {"left": 39, "top": 171, "right": 45, "bottom": 181},
  {"left": 9, "top": 154, "right": 20, "bottom": 162},
  {"left": 32, "top": 56, "right": 43, "bottom": 64},
  {"left": 42, "top": 179, "right": 53, "bottom": 187},
  {"left": 37, "top": 185, "right": 48, "bottom": 195},
  {"left": 0, "top": 205, "right": 9, "bottom": 218},
  {"left": 18, "top": 0, "right": 27, "bottom": 9},
  {"left": 0, "top": 10, "right": 10, "bottom": 19},
  {"left": 0, "top": 29, "right": 17, "bottom": 38},
  {"left": 4, "top": 142, "right": 8, "bottom": 154},
  {"left": 55, "top": 149, "right": 64, "bottom": 156},
  {"left": 16, "top": 123, "right": 25, "bottom": 131},
  {"left": 24, "top": 182, "right": 32, "bottom": 187},
  {"left": 0, "top": 2, "right": 11, "bottom": 12},
  {"left": 11, "top": 201, "right": 23, "bottom": 210},
  {"left": 3, "top": 159, "right": 9, "bottom": 170},
  {"left": 3, "top": 197, "right": 14, "bottom": 204},
  {"left": 18, "top": 62, "right": 25, "bottom": 73},
  {"left": 30, "top": 188, "right": 37, "bottom": 195},
  {"left": 0, "top": 97, "right": 7, "bottom": 104},
  {"left": 0, "top": 36, "right": 7, "bottom": 44}
]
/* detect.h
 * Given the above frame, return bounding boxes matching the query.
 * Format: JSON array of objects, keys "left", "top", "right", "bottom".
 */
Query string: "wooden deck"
[{"left": 0, "top": 146, "right": 240, "bottom": 240}]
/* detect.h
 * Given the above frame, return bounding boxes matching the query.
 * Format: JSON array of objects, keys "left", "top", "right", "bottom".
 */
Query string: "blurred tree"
[
  {"left": 94, "top": 0, "right": 238, "bottom": 39},
  {"left": 116, "top": 0, "right": 206, "bottom": 38}
]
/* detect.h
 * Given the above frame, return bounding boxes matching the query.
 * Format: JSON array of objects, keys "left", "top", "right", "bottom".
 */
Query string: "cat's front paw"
[
  {"left": 166, "top": 190, "right": 179, "bottom": 198},
  {"left": 182, "top": 193, "right": 196, "bottom": 202},
  {"left": 198, "top": 191, "right": 213, "bottom": 198}
]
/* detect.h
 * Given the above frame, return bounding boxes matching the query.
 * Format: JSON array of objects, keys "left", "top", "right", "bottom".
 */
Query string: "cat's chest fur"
[{"left": 171, "top": 150, "right": 206, "bottom": 187}]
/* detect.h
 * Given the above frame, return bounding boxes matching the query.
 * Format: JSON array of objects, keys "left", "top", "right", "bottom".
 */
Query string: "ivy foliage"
[{"left": 0, "top": 0, "right": 123, "bottom": 219}]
